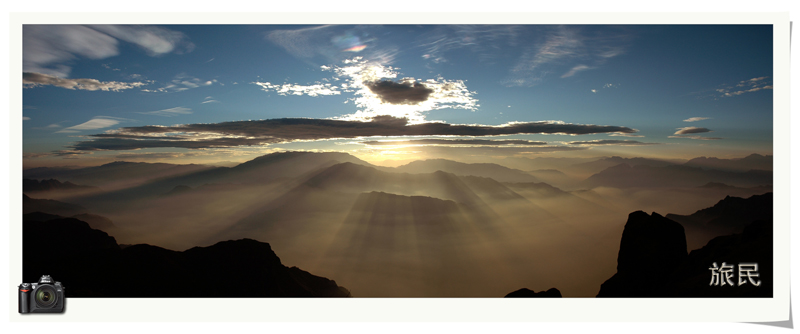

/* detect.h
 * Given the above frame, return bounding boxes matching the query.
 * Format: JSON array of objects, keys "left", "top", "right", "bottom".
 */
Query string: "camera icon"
[{"left": 19, "top": 275, "right": 65, "bottom": 314}]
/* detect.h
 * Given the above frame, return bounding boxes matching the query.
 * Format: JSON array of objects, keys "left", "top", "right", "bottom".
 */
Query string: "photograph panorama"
[{"left": 21, "top": 24, "right": 774, "bottom": 297}]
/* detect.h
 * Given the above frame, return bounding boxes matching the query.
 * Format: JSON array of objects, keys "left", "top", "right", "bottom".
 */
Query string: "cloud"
[
  {"left": 364, "top": 80, "right": 433, "bottom": 105},
  {"left": 24, "top": 149, "right": 94, "bottom": 159},
  {"left": 255, "top": 58, "right": 478, "bottom": 124},
  {"left": 591, "top": 89, "right": 597, "bottom": 93},
  {"left": 56, "top": 116, "right": 124, "bottom": 133},
  {"left": 506, "top": 26, "right": 631, "bottom": 86},
  {"left": 566, "top": 139, "right": 660, "bottom": 146},
  {"left": 114, "top": 152, "right": 201, "bottom": 160},
  {"left": 254, "top": 82, "right": 340, "bottom": 97},
  {"left": 735, "top": 76, "right": 769, "bottom": 87},
  {"left": 24, "top": 25, "right": 192, "bottom": 78},
  {"left": 266, "top": 25, "right": 395, "bottom": 66},
  {"left": 201, "top": 96, "right": 220, "bottom": 104},
  {"left": 23, "top": 117, "right": 31, "bottom": 121},
  {"left": 608, "top": 133, "right": 645, "bottom": 138},
  {"left": 357, "top": 139, "right": 549, "bottom": 147},
  {"left": 141, "top": 74, "right": 216, "bottom": 93},
  {"left": 674, "top": 127, "right": 712, "bottom": 135},
  {"left": 668, "top": 135, "right": 724, "bottom": 140},
  {"left": 67, "top": 115, "right": 638, "bottom": 152},
  {"left": 23, "top": 72, "right": 148, "bottom": 91},
  {"left": 714, "top": 76, "right": 772, "bottom": 98},
  {"left": 719, "top": 86, "right": 773, "bottom": 97},
  {"left": 137, "top": 107, "right": 192, "bottom": 117},
  {"left": 383, "top": 145, "right": 588, "bottom": 157},
  {"left": 683, "top": 117, "right": 711, "bottom": 122},
  {"left": 561, "top": 64, "right": 591, "bottom": 78},
  {"left": 417, "top": 25, "right": 522, "bottom": 65}
]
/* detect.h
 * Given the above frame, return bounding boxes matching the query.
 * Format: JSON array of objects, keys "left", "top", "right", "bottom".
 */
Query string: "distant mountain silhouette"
[
  {"left": 217, "top": 163, "right": 516, "bottom": 242},
  {"left": 394, "top": 159, "right": 540, "bottom": 183},
  {"left": 697, "top": 182, "right": 772, "bottom": 195},
  {"left": 504, "top": 287, "right": 562, "bottom": 297},
  {"left": 666, "top": 192, "right": 773, "bottom": 232},
  {"left": 23, "top": 211, "right": 115, "bottom": 239},
  {"left": 23, "top": 218, "right": 350, "bottom": 297},
  {"left": 569, "top": 156, "right": 677, "bottom": 175},
  {"left": 163, "top": 185, "right": 193, "bottom": 197},
  {"left": 497, "top": 156, "right": 596, "bottom": 173},
  {"left": 23, "top": 178, "right": 97, "bottom": 193},
  {"left": 598, "top": 202, "right": 772, "bottom": 297},
  {"left": 58, "top": 152, "right": 377, "bottom": 207},
  {"left": 301, "top": 162, "right": 488, "bottom": 206},
  {"left": 23, "top": 194, "right": 87, "bottom": 216},
  {"left": 684, "top": 153, "right": 772, "bottom": 172},
  {"left": 23, "top": 161, "right": 214, "bottom": 188},
  {"left": 666, "top": 192, "right": 773, "bottom": 251},
  {"left": 503, "top": 182, "right": 569, "bottom": 198},
  {"left": 580, "top": 163, "right": 772, "bottom": 189},
  {"left": 526, "top": 169, "right": 579, "bottom": 189},
  {"left": 70, "top": 213, "right": 116, "bottom": 231},
  {"left": 218, "top": 151, "right": 376, "bottom": 185}
]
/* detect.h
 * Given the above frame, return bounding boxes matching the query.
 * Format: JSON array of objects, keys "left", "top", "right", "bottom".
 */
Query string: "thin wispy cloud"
[
  {"left": 66, "top": 115, "right": 638, "bottom": 152},
  {"left": 266, "top": 25, "right": 395, "bottom": 66},
  {"left": 23, "top": 25, "right": 193, "bottom": 78},
  {"left": 417, "top": 25, "right": 521, "bottom": 65},
  {"left": 201, "top": 96, "right": 220, "bottom": 104},
  {"left": 55, "top": 116, "right": 125, "bottom": 133},
  {"left": 23, "top": 117, "right": 31, "bottom": 121},
  {"left": 566, "top": 139, "right": 660, "bottom": 146},
  {"left": 714, "top": 76, "right": 772, "bottom": 98},
  {"left": 357, "top": 139, "right": 549, "bottom": 147},
  {"left": 137, "top": 107, "right": 192, "bottom": 117},
  {"left": 560, "top": 65, "right": 591, "bottom": 78},
  {"left": 507, "top": 26, "right": 631, "bottom": 86},
  {"left": 608, "top": 133, "right": 645, "bottom": 138},
  {"left": 683, "top": 117, "right": 711, "bottom": 122},
  {"left": 141, "top": 74, "right": 216, "bottom": 93},
  {"left": 674, "top": 127, "right": 712, "bottom": 135},
  {"left": 23, "top": 72, "right": 148, "bottom": 91},
  {"left": 385, "top": 145, "right": 588, "bottom": 157},
  {"left": 668, "top": 135, "right": 724, "bottom": 140}
]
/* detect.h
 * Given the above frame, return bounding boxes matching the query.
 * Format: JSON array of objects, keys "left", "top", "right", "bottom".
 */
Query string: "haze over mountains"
[{"left": 21, "top": 151, "right": 773, "bottom": 297}]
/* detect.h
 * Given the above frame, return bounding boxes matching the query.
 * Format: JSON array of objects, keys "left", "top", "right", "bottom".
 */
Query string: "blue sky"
[{"left": 22, "top": 24, "right": 774, "bottom": 167}]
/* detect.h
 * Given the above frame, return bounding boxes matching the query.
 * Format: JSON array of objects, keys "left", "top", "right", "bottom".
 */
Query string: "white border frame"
[{"left": 7, "top": 12, "right": 790, "bottom": 323}]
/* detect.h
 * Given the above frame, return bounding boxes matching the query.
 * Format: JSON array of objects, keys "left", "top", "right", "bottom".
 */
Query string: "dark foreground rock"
[
  {"left": 504, "top": 288, "right": 562, "bottom": 298},
  {"left": 23, "top": 218, "right": 350, "bottom": 297},
  {"left": 597, "top": 210, "right": 772, "bottom": 297}
]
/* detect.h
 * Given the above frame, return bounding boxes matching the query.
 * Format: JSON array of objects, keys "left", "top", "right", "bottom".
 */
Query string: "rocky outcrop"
[
  {"left": 597, "top": 211, "right": 687, "bottom": 297},
  {"left": 23, "top": 218, "right": 350, "bottom": 297},
  {"left": 598, "top": 209, "right": 771, "bottom": 297},
  {"left": 504, "top": 288, "right": 562, "bottom": 298}
]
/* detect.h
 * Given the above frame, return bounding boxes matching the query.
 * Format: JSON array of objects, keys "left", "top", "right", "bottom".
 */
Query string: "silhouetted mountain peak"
[
  {"left": 396, "top": 158, "right": 540, "bottom": 183},
  {"left": 598, "top": 193, "right": 773, "bottom": 297},
  {"left": 617, "top": 211, "right": 687, "bottom": 273},
  {"left": 24, "top": 220, "right": 350, "bottom": 297},
  {"left": 164, "top": 185, "right": 193, "bottom": 196}
]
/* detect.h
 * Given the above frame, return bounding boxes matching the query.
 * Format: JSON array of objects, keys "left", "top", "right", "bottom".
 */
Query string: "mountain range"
[
  {"left": 597, "top": 194, "right": 772, "bottom": 297},
  {"left": 23, "top": 217, "right": 350, "bottom": 297},
  {"left": 19, "top": 151, "right": 774, "bottom": 297}
]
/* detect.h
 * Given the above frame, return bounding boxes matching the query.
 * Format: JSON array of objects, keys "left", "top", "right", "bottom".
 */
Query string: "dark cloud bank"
[
  {"left": 365, "top": 80, "right": 433, "bottom": 105},
  {"left": 69, "top": 116, "right": 638, "bottom": 151}
]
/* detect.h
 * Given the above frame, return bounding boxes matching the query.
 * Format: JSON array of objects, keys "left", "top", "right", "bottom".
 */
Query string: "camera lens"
[{"left": 35, "top": 285, "right": 57, "bottom": 308}]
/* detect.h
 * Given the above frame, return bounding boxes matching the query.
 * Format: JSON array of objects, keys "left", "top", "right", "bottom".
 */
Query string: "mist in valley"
[{"left": 22, "top": 151, "right": 773, "bottom": 297}]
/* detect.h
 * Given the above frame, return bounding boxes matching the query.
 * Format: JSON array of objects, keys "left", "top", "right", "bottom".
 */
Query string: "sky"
[{"left": 21, "top": 24, "right": 774, "bottom": 167}]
